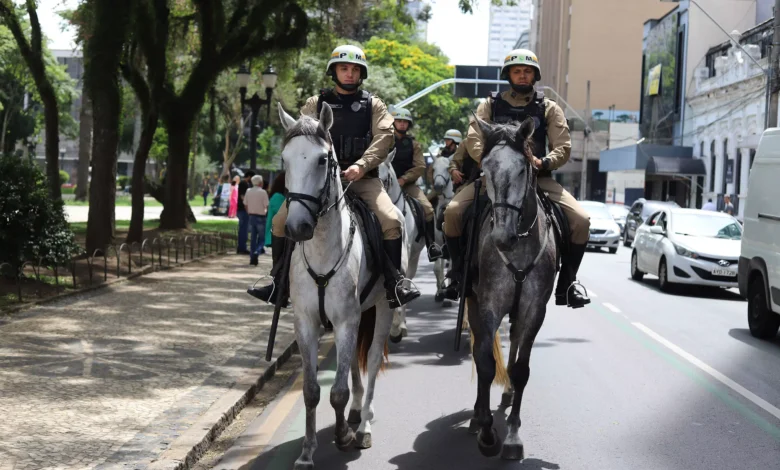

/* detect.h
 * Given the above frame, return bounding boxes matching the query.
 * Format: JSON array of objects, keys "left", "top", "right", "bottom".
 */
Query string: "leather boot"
[
  {"left": 444, "top": 236, "right": 463, "bottom": 300},
  {"left": 247, "top": 235, "right": 290, "bottom": 307},
  {"left": 425, "top": 220, "right": 443, "bottom": 261},
  {"left": 249, "top": 254, "right": 258, "bottom": 266},
  {"left": 555, "top": 243, "right": 591, "bottom": 308},
  {"left": 383, "top": 239, "right": 421, "bottom": 308}
]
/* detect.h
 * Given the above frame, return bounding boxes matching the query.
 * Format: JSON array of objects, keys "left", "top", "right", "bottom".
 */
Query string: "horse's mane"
[
  {"left": 480, "top": 121, "right": 535, "bottom": 166},
  {"left": 281, "top": 114, "right": 329, "bottom": 148}
]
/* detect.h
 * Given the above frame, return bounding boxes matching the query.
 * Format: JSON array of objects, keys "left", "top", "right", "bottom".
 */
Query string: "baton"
[
  {"left": 265, "top": 241, "right": 293, "bottom": 361},
  {"left": 454, "top": 176, "right": 482, "bottom": 351}
]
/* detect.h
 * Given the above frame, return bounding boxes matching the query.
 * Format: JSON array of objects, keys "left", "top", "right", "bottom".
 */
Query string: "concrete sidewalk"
[{"left": 0, "top": 254, "right": 295, "bottom": 470}]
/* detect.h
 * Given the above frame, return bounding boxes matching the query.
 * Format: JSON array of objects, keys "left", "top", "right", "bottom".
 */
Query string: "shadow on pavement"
[
  {"left": 246, "top": 424, "right": 363, "bottom": 470},
  {"left": 728, "top": 328, "right": 780, "bottom": 356},
  {"left": 627, "top": 277, "right": 745, "bottom": 301}
]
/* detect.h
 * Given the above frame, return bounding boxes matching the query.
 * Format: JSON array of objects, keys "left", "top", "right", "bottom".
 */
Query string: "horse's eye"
[{"left": 318, "top": 156, "right": 327, "bottom": 166}]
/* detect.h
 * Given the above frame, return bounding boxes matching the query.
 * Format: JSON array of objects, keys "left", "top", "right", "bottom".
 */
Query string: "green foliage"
[
  {"left": 117, "top": 175, "right": 129, "bottom": 189},
  {"left": 0, "top": 154, "right": 78, "bottom": 267},
  {"left": 256, "top": 126, "right": 280, "bottom": 169},
  {"left": 149, "top": 126, "right": 169, "bottom": 167},
  {"left": 59, "top": 169, "right": 69, "bottom": 185}
]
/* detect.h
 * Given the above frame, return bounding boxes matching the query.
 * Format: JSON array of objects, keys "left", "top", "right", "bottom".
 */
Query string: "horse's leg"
[
  {"left": 502, "top": 322, "right": 520, "bottom": 407},
  {"left": 389, "top": 307, "right": 405, "bottom": 343},
  {"left": 331, "top": 313, "right": 360, "bottom": 450},
  {"left": 347, "top": 354, "right": 364, "bottom": 424},
  {"left": 434, "top": 258, "right": 445, "bottom": 302},
  {"left": 293, "top": 312, "right": 322, "bottom": 470},
  {"left": 355, "top": 303, "right": 394, "bottom": 449},
  {"left": 502, "top": 306, "right": 546, "bottom": 461},
  {"left": 470, "top": 298, "right": 502, "bottom": 457}
]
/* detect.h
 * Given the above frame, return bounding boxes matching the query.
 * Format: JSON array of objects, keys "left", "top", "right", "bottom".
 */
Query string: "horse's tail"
[
  {"left": 357, "top": 306, "right": 388, "bottom": 374},
  {"left": 469, "top": 326, "right": 511, "bottom": 388}
]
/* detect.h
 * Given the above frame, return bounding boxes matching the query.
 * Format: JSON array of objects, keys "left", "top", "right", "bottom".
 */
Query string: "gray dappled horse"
[
  {"left": 278, "top": 103, "right": 404, "bottom": 469},
  {"left": 466, "top": 117, "right": 558, "bottom": 460},
  {"left": 430, "top": 154, "right": 455, "bottom": 303}
]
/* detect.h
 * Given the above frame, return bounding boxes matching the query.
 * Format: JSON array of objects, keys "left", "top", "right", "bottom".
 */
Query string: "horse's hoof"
[
  {"left": 501, "top": 392, "right": 514, "bottom": 408},
  {"left": 401, "top": 327, "right": 408, "bottom": 338},
  {"left": 477, "top": 428, "right": 502, "bottom": 457},
  {"left": 467, "top": 418, "right": 480, "bottom": 435},
  {"left": 335, "top": 427, "right": 355, "bottom": 451},
  {"left": 434, "top": 292, "right": 445, "bottom": 303},
  {"left": 347, "top": 409, "right": 362, "bottom": 424},
  {"left": 293, "top": 459, "right": 314, "bottom": 470},
  {"left": 355, "top": 431, "right": 372, "bottom": 449},
  {"left": 389, "top": 333, "right": 403, "bottom": 344},
  {"left": 501, "top": 442, "right": 525, "bottom": 461}
]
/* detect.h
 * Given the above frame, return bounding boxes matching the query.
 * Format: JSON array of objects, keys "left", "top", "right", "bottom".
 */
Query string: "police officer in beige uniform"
[
  {"left": 443, "top": 48, "right": 592, "bottom": 308},
  {"left": 389, "top": 108, "right": 443, "bottom": 262},
  {"left": 248, "top": 45, "right": 420, "bottom": 309}
]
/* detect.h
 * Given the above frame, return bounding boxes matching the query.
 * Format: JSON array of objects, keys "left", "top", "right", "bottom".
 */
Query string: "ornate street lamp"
[{"left": 237, "top": 65, "right": 278, "bottom": 170}]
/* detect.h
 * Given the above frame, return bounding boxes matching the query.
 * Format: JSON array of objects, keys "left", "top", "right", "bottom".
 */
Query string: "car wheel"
[
  {"left": 609, "top": 247, "right": 617, "bottom": 254},
  {"left": 631, "top": 251, "right": 644, "bottom": 281},
  {"left": 658, "top": 258, "right": 674, "bottom": 293},
  {"left": 747, "top": 276, "right": 780, "bottom": 339},
  {"left": 623, "top": 230, "right": 631, "bottom": 247}
]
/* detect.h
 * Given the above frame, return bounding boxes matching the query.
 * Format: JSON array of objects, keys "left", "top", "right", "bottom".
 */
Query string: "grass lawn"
[
  {"left": 64, "top": 195, "right": 163, "bottom": 207},
  {"left": 69, "top": 218, "right": 238, "bottom": 238}
]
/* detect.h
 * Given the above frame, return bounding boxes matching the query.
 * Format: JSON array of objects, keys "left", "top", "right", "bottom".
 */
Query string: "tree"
[
  {"left": 132, "top": 0, "right": 309, "bottom": 230},
  {"left": 593, "top": 111, "right": 604, "bottom": 121},
  {"left": 0, "top": 0, "right": 64, "bottom": 199}
]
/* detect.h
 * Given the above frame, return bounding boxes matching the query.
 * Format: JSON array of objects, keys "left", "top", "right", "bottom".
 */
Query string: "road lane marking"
[
  {"left": 632, "top": 322, "right": 780, "bottom": 423},
  {"left": 588, "top": 289, "right": 598, "bottom": 298},
  {"left": 602, "top": 302, "right": 621, "bottom": 313}
]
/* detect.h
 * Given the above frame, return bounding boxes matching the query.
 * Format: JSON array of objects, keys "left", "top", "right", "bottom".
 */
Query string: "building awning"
[{"left": 646, "top": 156, "right": 706, "bottom": 176}]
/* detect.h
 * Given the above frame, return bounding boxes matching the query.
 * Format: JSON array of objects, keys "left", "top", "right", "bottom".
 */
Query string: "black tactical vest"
[
  {"left": 439, "top": 146, "right": 455, "bottom": 158},
  {"left": 490, "top": 91, "right": 549, "bottom": 174},
  {"left": 392, "top": 136, "right": 415, "bottom": 178},
  {"left": 317, "top": 89, "right": 376, "bottom": 177}
]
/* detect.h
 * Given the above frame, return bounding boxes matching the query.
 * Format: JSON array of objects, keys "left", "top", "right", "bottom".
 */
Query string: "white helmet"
[
  {"left": 326, "top": 45, "right": 369, "bottom": 79},
  {"left": 501, "top": 48, "right": 541, "bottom": 81},
  {"left": 443, "top": 129, "right": 462, "bottom": 143},
  {"left": 391, "top": 107, "right": 414, "bottom": 125}
]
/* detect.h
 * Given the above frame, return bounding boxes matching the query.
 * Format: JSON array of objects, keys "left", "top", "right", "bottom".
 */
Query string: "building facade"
[
  {"left": 405, "top": 0, "right": 430, "bottom": 41},
  {"left": 487, "top": 0, "right": 532, "bottom": 66}
]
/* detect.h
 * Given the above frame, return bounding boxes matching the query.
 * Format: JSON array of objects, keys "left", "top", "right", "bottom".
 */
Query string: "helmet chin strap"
[
  {"left": 394, "top": 125, "right": 409, "bottom": 135},
  {"left": 332, "top": 75, "right": 361, "bottom": 92},
  {"left": 510, "top": 83, "right": 535, "bottom": 94}
]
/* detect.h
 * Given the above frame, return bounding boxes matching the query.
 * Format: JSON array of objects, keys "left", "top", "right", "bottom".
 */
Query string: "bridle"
[
  {"left": 380, "top": 165, "right": 404, "bottom": 207},
  {"left": 489, "top": 143, "right": 538, "bottom": 238}
]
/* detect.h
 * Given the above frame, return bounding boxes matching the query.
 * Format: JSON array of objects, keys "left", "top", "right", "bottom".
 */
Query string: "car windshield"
[
  {"left": 672, "top": 213, "right": 742, "bottom": 240},
  {"left": 583, "top": 205, "right": 614, "bottom": 220},
  {"left": 608, "top": 205, "right": 629, "bottom": 219}
]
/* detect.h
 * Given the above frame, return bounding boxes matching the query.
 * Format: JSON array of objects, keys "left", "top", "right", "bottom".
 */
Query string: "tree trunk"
[
  {"left": 127, "top": 109, "right": 159, "bottom": 243},
  {"left": 159, "top": 120, "right": 194, "bottom": 229},
  {"left": 41, "top": 89, "right": 61, "bottom": 200},
  {"left": 0, "top": 104, "right": 13, "bottom": 154},
  {"left": 146, "top": 179, "right": 197, "bottom": 224},
  {"left": 75, "top": 94, "right": 93, "bottom": 201},
  {"left": 187, "top": 116, "right": 199, "bottom": 201}
]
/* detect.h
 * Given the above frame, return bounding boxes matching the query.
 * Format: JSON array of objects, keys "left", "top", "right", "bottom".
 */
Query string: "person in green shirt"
[{"left": 265, "top": 172, "right": 286, "bottom": 247}]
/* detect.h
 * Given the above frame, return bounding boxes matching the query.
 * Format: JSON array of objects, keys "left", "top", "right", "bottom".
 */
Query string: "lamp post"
[
  {"left": 59, "top": 147, "right": 66, "bottom": 174},
  {"left": 237, "top": 64, "right": 278, "bottom": 170}
]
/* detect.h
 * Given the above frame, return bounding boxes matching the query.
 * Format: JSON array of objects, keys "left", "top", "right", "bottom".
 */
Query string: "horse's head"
[
  {"left": 278, "top": 102, "right": 337, "bottom": 242},
  {"left": 476, "top": 116, "right": 537, "bottom": 252},
  {"left": 432, "top": 156, "right": 454, "bottom": 198},
  {"left": 378, "top": 148, "right": 399, "bottom": 193}
]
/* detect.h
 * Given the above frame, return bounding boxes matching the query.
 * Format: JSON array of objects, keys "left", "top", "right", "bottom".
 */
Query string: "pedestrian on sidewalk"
[
  {"left": 723, "top": 195, "right": 734, "bottom": 216},
  {"left": 702, "top": 198, "right": 716, "bottom": 211},
  {"left": 236, "top": 170, "right": 254, "bottom": 254},
  {"left": 228, "top": 176, "right": 239, "bottom": 218},
  {"left": 246, "top": 175, "right": 269, "bottom": 265},
  {"left": 202, "top": 178, "right": 210, "bottom": 206},
  {"left": 265, "top": 171, "right": 286, "bottom": 247}
]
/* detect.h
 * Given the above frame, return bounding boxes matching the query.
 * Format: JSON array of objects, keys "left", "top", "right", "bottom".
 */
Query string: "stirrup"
[
  {"left": 428, "top": 242, "right": 444, "bottom": 260},
  {"left": 564, "top": 281, "right": 590, "bottom": 308},
  {"left": 388, "top": 277, "right": 420, "bottom": 308},
  {"left": 247, "top": 276, "right": 276, "bottom": 302}
]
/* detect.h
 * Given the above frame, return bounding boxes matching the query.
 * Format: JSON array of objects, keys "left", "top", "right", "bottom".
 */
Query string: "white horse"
[
  {"left": 278, "top": 103, "right": 404, "bottom": 469},
  {"left": 378, "top": 153, "right": 425, "bottom": 343},
  {"left": 431, "top": 155, "right": 455, "bottom": 303}
]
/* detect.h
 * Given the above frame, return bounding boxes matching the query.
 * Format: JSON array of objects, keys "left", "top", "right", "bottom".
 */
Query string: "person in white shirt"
[
  {"left": 702, "top": 198, "right": 717, "bottom": 211},
  {"left": 244, "top": 175, "right": 270, "bottom": 265}
]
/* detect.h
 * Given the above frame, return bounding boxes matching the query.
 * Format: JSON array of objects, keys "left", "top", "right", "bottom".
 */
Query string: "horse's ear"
[
  {"left": 319, "top": 102, "right": 334, "bottom": 132},
  {"left": 386, "top": 148, "right": 396, "bottom": 165},
  {"left": 473, "top": 113, "right": 492, "bottom": 139},
  {"left": 278, "top": 103, "right": 296, "bottom": 131},
  {"left": 518, "top": 117, "right": 535, "bottom": 142}
]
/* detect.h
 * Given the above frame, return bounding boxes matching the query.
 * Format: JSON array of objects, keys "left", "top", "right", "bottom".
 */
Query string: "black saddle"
[
  {"left": 403, "top": 193, "right": 426, "bottom": 243},
  {"left": 344, "top": 190, "right": 384, "bottom": 303}
]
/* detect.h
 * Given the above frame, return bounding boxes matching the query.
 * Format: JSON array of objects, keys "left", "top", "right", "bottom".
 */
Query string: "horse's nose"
[
  {"left": 285, "top": 215, "right": 315, "bottom": 242},
  {"left": 434, "top": 183, "right": 444, "bottom": 192},
  {"left": 492, "top": 228, "right": 518, "bottom": 251}
]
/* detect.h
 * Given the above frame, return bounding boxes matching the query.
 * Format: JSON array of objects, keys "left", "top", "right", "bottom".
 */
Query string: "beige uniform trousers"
[
  {"left": 271, "top": 177, "right": 403, "bottom": 240},
  {"left": 403, "top": 184, "right": 434, "bottom": 222},
  {"left": 442, "top": 176, "right": 590, "bottom": 244}
]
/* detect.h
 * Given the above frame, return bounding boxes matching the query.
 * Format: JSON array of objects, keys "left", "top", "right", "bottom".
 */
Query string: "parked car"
[
  {"left": 738, "top": 128, "right": 780, "bottom": 339},
  {"left": 581, "top": 201, "right": 621, "bottom": 254},
  {"left": 630, "top": 208, "right": 742, "bottom": 292},
  {"left": 623, "top": 198, "right": 680, "bottom": 246},
  {"left": 608, "top": 204, "right": 630, "bottom": 235}
]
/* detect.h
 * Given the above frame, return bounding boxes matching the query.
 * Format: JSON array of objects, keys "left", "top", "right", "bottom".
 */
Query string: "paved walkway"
[{"left": 0, "top": 254, "right": 293, "bottom": 470}]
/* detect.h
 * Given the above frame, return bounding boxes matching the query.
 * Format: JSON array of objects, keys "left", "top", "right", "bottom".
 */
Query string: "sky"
[{"left": 39, "top": 0, "right": 490, "bottom": 64}]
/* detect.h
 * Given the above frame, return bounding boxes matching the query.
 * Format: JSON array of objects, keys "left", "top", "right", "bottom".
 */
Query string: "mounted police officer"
[
  {"left": 442, "top": 49, "right": 592, "bottom": 309},
  {"left": 390, "top": 108, "right": 443, "bottom": 262},
  {"left": 248, "top": 45, "right": 420, "bottom": 309},
  {"left": 426, "top": 129, "right": 462, "bottom": 201}
]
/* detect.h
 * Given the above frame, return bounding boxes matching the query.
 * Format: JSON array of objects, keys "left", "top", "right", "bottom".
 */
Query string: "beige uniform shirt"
[
  {"left": 397, "top": 137, "right": 426, "bottom": 184},
  {"left": 300, "top": 92, "right": 395, "bottom": 173},
  {"left": 449, "top": 90, "right": 571, "bottom": 173}
]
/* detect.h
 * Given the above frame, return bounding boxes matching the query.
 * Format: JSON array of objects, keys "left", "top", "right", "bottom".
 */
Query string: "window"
[
  {"left": 647, "top": 212, "right": 662, "bottom": 226},
  {"left": 722, "top": 138, "right": 729, "bottom": 196},
  {"left": 710, "top": 140, "right": 716, "bottom": 191},
  {"left": 674, "top": 27, "right": 685, "bottom": 113},
  {"left": 699, "top": 141, "right": 704, "bottom": 158}
]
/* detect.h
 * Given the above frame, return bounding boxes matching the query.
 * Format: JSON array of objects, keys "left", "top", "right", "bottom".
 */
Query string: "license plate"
[{"left": 711, "top": 268, "right": 737, "bottom": 277}]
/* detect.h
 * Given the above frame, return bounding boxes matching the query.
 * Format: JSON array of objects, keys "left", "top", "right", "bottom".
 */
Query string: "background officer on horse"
[
  {"left": 442, "top": 48, "right": 592, "bottom": 309},
  {"left": 248, "top": 44, "right": 420, "bottom": 309},
  {"left": 390, "top": 108, "right": 443, "bottom": 262},
  {"left": 426, "top": 129, "right": 463, "bottom": 202}
]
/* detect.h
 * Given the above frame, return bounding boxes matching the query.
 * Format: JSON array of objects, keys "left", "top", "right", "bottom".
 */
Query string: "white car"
[
  {"left": 630, "top": 208, "right": 742, "bottom": 292},
  {"left": 581, "top": 201, "right": 622, "bottom": 254}
]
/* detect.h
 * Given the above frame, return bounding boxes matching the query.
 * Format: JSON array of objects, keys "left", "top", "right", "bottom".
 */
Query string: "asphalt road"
[{"left": 209, "top": 245, "right": 780, "bottom": 470}]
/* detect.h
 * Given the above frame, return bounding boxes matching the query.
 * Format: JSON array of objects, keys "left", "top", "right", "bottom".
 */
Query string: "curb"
[
  {"left": 147, "top": 333, "right": 298, "bottom": 470},
  {"left": 1, "top": 251, "right": 232, "bottom": 317}
]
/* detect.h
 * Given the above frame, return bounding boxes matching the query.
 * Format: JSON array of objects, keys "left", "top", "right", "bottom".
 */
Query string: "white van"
[{"left": 738, "top": 128, "right": 780, "bottom": 339}]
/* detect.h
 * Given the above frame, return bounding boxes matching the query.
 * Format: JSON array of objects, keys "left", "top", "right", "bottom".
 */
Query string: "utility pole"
[
  {"left": 769, "top": 0, "right": 780, "bottom": 128},
  {"left": 580, "top": 80, "right": 591, "bottom": 201}
]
